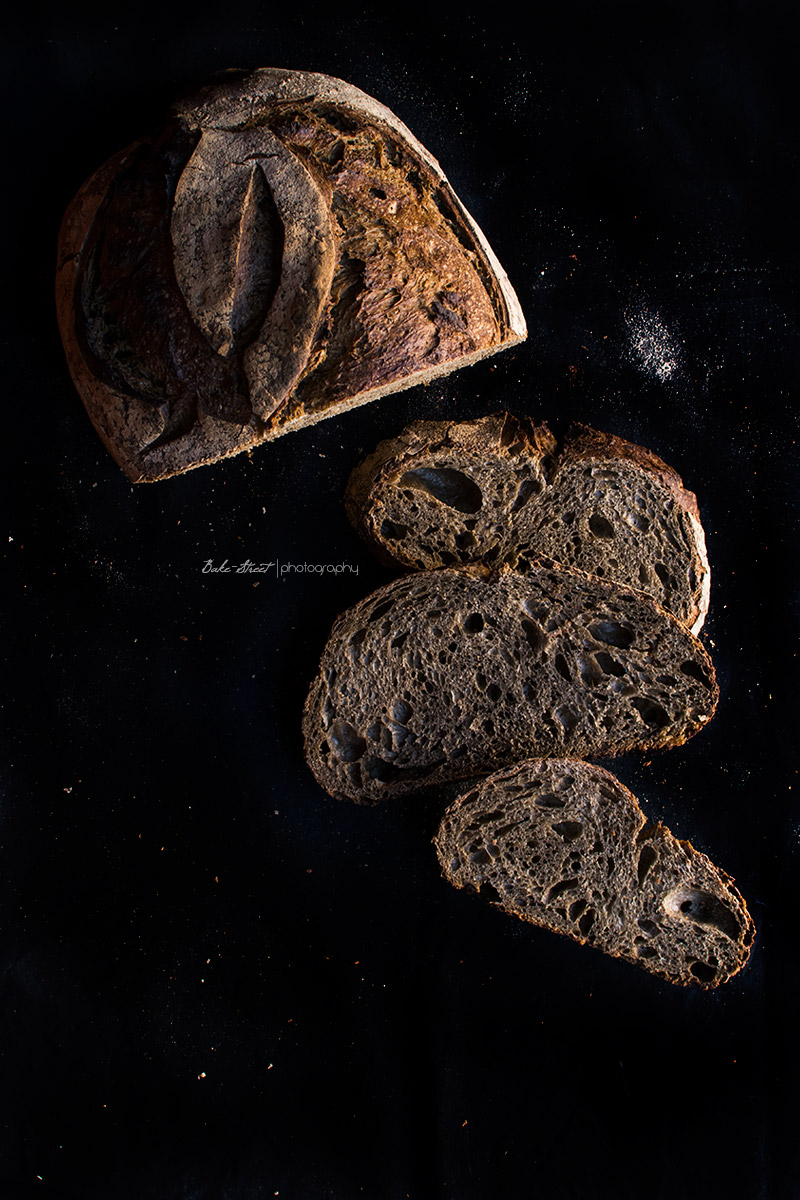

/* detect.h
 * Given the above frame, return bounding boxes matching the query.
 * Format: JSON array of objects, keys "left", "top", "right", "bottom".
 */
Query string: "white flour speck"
[{"left": 625, "top": 305, "right": 682, "bottom": 383}]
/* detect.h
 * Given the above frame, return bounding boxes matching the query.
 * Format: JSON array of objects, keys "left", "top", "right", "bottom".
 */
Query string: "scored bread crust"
[
  {"left": 434, "top": 758, "right": 755, "bottom": 988},
  {"left": 56, "top": 69, "right": 526, "bottom": 483},
  {"left": 302, "top": 561, "right": 718, "bottom": 804},
  {"left": 345, "top": 414, "right": 710, "bottom": 633}
]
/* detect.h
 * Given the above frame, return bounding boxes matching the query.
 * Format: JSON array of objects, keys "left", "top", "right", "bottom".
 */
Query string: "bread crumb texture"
[
  {"left": 346, "top": 413, "right": 710, "bottom": 632},
  {"left": 435, "top": 759, "right": 755, "bottom": 988},
  {"left": 303, "top": 563, "right": 718, "bottom": 804}
]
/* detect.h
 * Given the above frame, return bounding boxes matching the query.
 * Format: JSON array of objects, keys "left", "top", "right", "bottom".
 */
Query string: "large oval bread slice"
[
  {"left": 302, "top": 563, "right": 718, "bottom": 803},
  {"left": 434, "top": 759, "right": 755, "bottom": 988},
  {"left": 345, "top": 414, "right": 710, "bottom": 632}
]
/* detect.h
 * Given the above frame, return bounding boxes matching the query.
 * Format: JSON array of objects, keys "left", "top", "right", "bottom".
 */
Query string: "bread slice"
[
  {"left": 435, "top": 759, "right": 754, "bottom": 988},
  {"left": 345, "top": 413, "right": 710, "bottom": 633},
  {"left": 56, "top": 69, "right": 526, "bottom": 482},
  {"left": 302, "top": 562, "right": 718, "bottom": 804}
]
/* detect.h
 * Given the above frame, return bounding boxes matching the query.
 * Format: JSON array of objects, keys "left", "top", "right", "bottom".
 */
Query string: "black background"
[{"left": 3, "top": 3, "right": 799, "bottom": 1197}]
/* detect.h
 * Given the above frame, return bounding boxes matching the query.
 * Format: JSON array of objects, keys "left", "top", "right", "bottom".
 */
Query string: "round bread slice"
[
  {"left": 345, "top": 415, "right": 709, "bottom": 632},
  {"left": 435, "top": 759, "right": 755, "bottom": 988},
  {"left": 302, "top": 562, "right": 718, "bottom": 804}
]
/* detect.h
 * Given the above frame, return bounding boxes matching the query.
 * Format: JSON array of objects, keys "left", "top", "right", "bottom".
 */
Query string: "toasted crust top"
[{"left": 56, "top": 71, "right": 527, "bottom": 482}]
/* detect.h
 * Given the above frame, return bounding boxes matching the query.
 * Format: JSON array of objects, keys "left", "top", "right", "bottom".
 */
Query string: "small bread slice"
[
  {"left": 302, "top": 562, "right": 718, "bottom": 804},
  {"left": 345, "top": 414, "right": 709, "bottom": 633},
  {"left": 435, "top": 759, "right": 755, "bottom": 988}
]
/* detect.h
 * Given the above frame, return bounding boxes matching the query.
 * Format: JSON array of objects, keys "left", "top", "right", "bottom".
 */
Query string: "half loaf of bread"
[
  {"left": 303, "top": 563, "right": 718, "bottom": 803},
  {"left": 435, "top": 758, "right": 755, "bottom": 988},
  {"left": 346, "top": 413, "right": 710, "bottom": 632},
  {"left": 56, "top": 69, "right": 526, "bottom": 482}
]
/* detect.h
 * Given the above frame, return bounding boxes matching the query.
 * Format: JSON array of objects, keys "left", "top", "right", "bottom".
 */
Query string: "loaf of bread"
[
  {"left": 435, "top": 758, "right": 755, "bottom": 987},
  {"left": 346, "top": 413, "right": 710, "bottom": 632},
  {"left": 56, "top": 69, "right": 526, "bottom": 482},
  {"left": 302, "top": 562, "right": 718, "bottom": 803}
]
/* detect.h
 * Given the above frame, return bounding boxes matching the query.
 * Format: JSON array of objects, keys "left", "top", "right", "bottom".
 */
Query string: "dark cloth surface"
[{"left": 2, "top": 4, "right": 798, "bottom": 1197}]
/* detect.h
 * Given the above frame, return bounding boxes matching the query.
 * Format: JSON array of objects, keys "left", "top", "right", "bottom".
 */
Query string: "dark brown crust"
[{"left": 56, "top": 69, "right": 527, "bottom": 483}]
